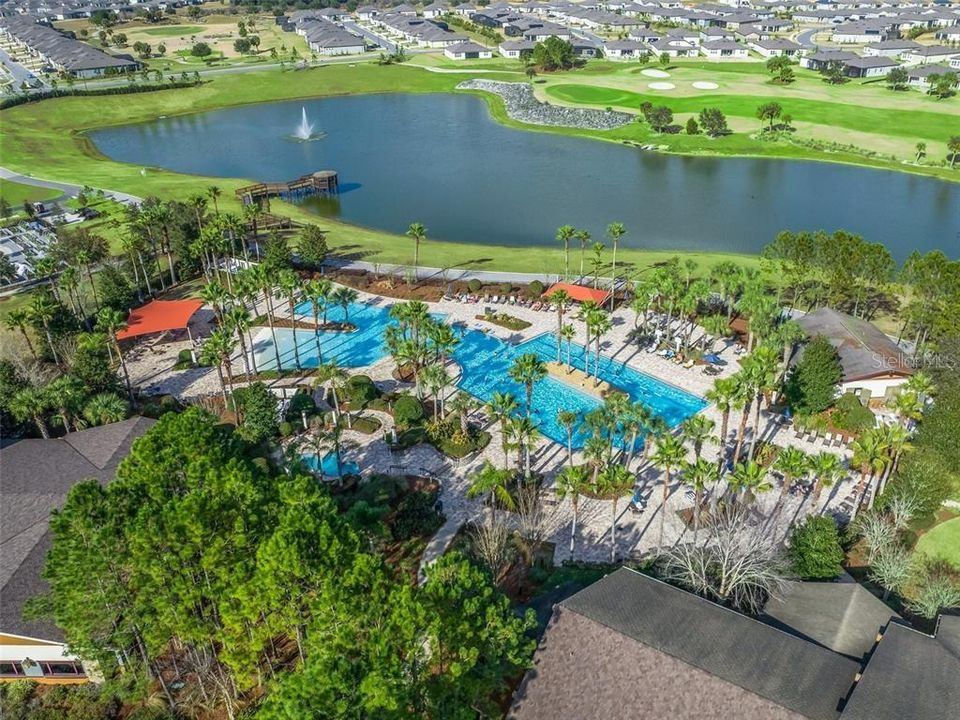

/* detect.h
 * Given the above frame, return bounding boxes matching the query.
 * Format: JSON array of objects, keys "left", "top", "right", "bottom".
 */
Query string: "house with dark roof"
[
  {"left": 509, "top": 568, "right": 861, "bottom": 720},
  {"left": 794, "top": 307, "right": 913, "bottom": 401},
  {"left": 0, "top": 417, "right": 154, "bottom": 684},
  {"left": 443, "top": 39, "right": 492, "bottom": 59},
  {"left": 510, "top": 568, "right": 959, "bottom": 720}
]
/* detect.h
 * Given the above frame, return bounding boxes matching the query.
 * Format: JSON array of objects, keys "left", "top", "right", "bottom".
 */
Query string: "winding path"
[{"left": 0, "top": 166, "right": 142, "bottom": 204}]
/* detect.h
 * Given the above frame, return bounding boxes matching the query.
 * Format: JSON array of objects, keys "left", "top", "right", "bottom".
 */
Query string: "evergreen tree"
[{"left": 784, "top": 336, "right": 842, "bottom": 414}]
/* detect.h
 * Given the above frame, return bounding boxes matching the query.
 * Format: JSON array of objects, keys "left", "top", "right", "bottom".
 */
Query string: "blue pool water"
[
  {"left": 302, "top": 451, "right": 360, "bottom": 477},
  {"left": 253, "top": 300, "right": 706, "bottom": 448}
]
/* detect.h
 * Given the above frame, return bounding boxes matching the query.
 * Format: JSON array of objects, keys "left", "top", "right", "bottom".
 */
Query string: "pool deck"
[{"left": 122, "top": 282, "right": 862, "bottom": 569}]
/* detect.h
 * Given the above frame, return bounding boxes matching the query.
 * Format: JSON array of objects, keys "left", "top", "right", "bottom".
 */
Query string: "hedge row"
[{"left": 0, "top": 81, "right": 202, "bottom": 110}]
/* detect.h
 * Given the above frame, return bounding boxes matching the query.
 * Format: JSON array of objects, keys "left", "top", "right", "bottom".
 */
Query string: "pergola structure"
[{"left": 115, "top": 299, "right": 203, "bottom": 342}]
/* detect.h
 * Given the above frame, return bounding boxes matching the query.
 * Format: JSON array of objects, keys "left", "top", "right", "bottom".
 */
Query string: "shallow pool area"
[
  {"left": 253, "top": 299, "right": 706, "bottom": 448},
  {"left": 302, "top": 450, "right": 360, "bottom": 478}
]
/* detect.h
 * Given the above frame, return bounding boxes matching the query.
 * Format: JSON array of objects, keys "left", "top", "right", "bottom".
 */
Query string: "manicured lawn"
[
  {"left": 0, "top": 179, "right": 62, "bottom": 208},
  {"left": 139, "top": 25, "right": 204, "bottom": 37},
  {"left": 915, "top": 516, "right": 960, "bottom": 570}
]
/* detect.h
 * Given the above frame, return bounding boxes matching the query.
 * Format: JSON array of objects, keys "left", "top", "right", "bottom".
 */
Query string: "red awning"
[
  {"left": 116, "top": 299, "right": 203, "bottom": 341},
  {"left": 544, "top": 282, "right": 610, "bottom": 305}
]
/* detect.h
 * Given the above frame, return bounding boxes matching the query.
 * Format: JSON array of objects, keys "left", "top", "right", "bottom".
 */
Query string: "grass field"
[
  {"left": 0, "top": 179, "right": 62, "bottom": 208},
  {"left": 915, "top": 516, "right": 960, "bottom": 570},
  {"left": 139, "top": 24, "right": 205, "bottom": 37}
]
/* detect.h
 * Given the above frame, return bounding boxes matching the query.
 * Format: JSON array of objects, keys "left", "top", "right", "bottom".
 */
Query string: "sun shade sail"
[{"left": 115, "top": 299, "right": 203, "bottom": 340}]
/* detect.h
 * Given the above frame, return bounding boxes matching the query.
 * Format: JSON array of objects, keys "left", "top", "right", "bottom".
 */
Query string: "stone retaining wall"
[{"left": 457, "top": 79, "right": 632, "bottom": 130}]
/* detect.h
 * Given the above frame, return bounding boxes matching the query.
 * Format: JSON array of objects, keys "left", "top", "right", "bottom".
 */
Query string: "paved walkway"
[{"left": 0, "top": 166, "right": 142, "bottom": 205}]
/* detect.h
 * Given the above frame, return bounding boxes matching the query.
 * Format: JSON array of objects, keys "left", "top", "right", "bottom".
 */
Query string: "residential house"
[
  {"left": 422, "top": 1, "right": 447, "bottom": 19},
  {"left": 901, "top": 44, "right": 958, "bottom": 65},
  {"left": 499, "top": 38, "right": 535, "bottom": 58},
  {"left": 842, "top": 55, "right": 898, "bottom": 77},
  {"left": 443, "top": 40, "right": 493, "bottom": 59},
  {"left": 1, "top": 418, "right": 155, "bottom": 684},
  {"left": 907, "top": 63, "right": 954, "bottom": 85},
  {"left": 801, "top": 49, "right": 858, "bottom": 71},
  {"left": 751, "top": 37, "right": 802, "bottom": 57},
  {"left": 603, "top": 38, "right": 647, "bottom": 59},
  {"left": 647, "top": 37, "right": 698, "bottom": 57},
  {"left": 793, "top": 307, "right": 913, "bottom": 401},
  {"left": 700, "top": 38, "right": 748, "bottom": 58},
  {"left": 863, "top": 39, "right": 923, "bottom": 58}
]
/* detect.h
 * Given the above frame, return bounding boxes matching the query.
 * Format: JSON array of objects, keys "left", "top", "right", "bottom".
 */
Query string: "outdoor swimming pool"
[
  {"left": 252, "top": 300, "right": 706, "bottom": 448},
  {"left": 301, "top": 451, "right": 360, "bottom": 478}
]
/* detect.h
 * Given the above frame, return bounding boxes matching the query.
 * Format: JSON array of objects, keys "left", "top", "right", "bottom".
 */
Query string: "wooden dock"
[{"left": 236, "top": 170, "right": 339, "bottom": 207}]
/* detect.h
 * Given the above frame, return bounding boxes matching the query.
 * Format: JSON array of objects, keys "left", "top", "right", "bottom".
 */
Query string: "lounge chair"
[
  {"left": 490, "top": 295, "right": 499, "bottom": 304},
  {"left": 531, "top": 302, "right": 541, "bottom": 311},
  {"left": 833, "top": 435, "right": 843, "bottom": 447}
]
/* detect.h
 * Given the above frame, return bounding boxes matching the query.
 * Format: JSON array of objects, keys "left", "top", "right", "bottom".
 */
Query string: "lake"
[{"left": 89, "top": 93, "right": 960, "bottom": 263}]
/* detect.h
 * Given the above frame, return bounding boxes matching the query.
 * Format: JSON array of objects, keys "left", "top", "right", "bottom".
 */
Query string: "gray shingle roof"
[
  {"left": 761, "top": 573, "right": 900, "bottom": 661},
  {"left": 0, "top": 417, "right": 154, "bottom": 642},
  {"left": 841, "top": 619, "right": 960, "bottom": 720},
  {"left": 511, "top": 568, "right": 860, "bottom": 720},
  {"left": 795, "top": 308, "right": 912, "bottom": 382}
]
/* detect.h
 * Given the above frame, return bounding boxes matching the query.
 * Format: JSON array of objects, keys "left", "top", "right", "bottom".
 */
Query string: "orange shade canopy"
[
  {"left": 544, "top": 282, "right": 610, "bottom": 305},
  {"left": 116, "top": 299, "right": 203, "bottom": 341}
]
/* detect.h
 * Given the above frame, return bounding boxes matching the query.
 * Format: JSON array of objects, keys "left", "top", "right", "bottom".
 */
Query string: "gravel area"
[{"left": 457, "top": 79, "right": 632, "bottom": 130}]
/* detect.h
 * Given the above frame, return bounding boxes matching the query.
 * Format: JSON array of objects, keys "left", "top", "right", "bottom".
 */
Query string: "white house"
[
  {"left": 603, "top": 39, "right": 647, "bottom": 59},
  {"left": 700, "top": 39, "right": 748, "bottom": 59},
  {"left": 499, "top": 39, "right": 535, "bottom": 58},
  {"left": 863, "top": 40, "right": 923, "bottom": 58},
  {"left": 901, "top": 45, "right": 959, "bottom": 66},
  {"left": 647, "top": 38, "right": 698, "bottom": 58},
  {"left": 751, "top": 38, "right": 802, "bottom": 58},
  {"left": 423, "top": 2, "right": 447, "bottom": 19},
  {"left": 443, "top": 40, "right": 493, "bottom": 59},
  {"left": 907, "top": 64, "right": 953, "bottom": 86}
]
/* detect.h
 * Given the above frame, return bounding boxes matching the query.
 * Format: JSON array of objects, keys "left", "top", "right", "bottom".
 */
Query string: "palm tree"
[
  {"left": 448, "top": 392, "right": 478, "bottom": 437},
  {"left": 551, "top": 289, "right": 572, "bottom": 361},
  {"left": 808, "top": 451, "right": 843, "bottom": 509},
  {"left": 303, "top": 278, "right": 331, "bottom": 362},
  {"left": 251, "top": 264, "right": 282, "bottom": 370},
  {"left": 224, "top": 305, "right": 256, "bottom": 380},
  {"left": 82, "top": 393, "right": 128, "bottom": 427},
  {"left": 207, "top": 185, "right": 222, "bottom": 217},
  {"left": 872, "top": 424, "right": 912, "bottom": 506},
  {"left": 487, "top": 391, "right": 519, "bottom": 470},
  {"left": 606, "top": 222, "right": 626, "bottom": 299},
  {"left": 706, "top": 376, "right": 737, "bottom": 472},
  {"left": 773, "top": 446, "right": 808, "bottom": 512},
  {"left": 467, "top": 461, "right": 515, "bottom": 524},
  {"left": 728, "top": 460, "right": 773, "bottom": 507},
  {"left": 5, "top": 308, "right": 37, "bottom": 360},
  {"left": 596, "top": 463, "right": 633, "bottom": 562},
  {"left": 556, "top": 225, "right": 575, "bottom": 280},
  {"left": 559, "top": 323, "right": 576, "bottom": 370},
  {"left": 744, "top": 345, "right": 780, "bottom": 461},
  {"left": 332, "top": 286, "right": 360, "bottom": 323},
  {"left": 775, "top": 319, "right": 804, "bottom": 383},
  {"left": 622, "top": 402, "right": 651, "bottom": 471},
  {"left": 575, "top": 229, "right": 591, "bottom": 279},
  {"left": 680, "top": 414, "right": 715, "bottom": 461},
  {"left": 10, "top": 386, "right": 52, "bottom": 438},
  {"left": 850, "top": 429, "right": 890, "bottom": 517},
  {"left": 47, "top": 376, "right": 85, "bottom": 433},
  {"left": 577, "top": 301, "right": 596, "bottom": 377},
  {"left": 148, "top": 204, "right": 177, "bottom": 286},
  {"left": 508, "top": 353, "right": 547, "bottom": 417},
  {"left": 590, "top": 242, "right": 605, "bottom": 289},
  {"left": 588, "top": 309, "right": 612, "bottom": 385},
  {"left": 903, "top": 371, "right": 935, "bottom": 402},
  {"left": 682, "top": 457, "right": 717, "bottom": 543},
  {"left": 915, "top": 141, "right": 926, "bottom": 163},
  {"left": 29, "top": 294, "right": 60, "bottom": 366},
  {"left": 507, "top": 415, "right": 540, "bottom": 478},
  {"left": 555, "top": 464, "right": 591, "bottom": 560},
  {"left": 243, "top": 203, "right": 263, "bottom": 259},
  {"left": 277, "top": 270, "right": 303, "bottom": 370},
  {"left": 651, "top": 433, "right": 687, "bottom": 548},
  {"left": 75, "top": 250, "right": 100, "bottom": 312},
  {"left": 557, "top": 410, "right": 578, "bottom": 466},
  {"left": 96, "top": 308, "right": 133, "bottom": 400},
  {"left": 200, "top": 280, "right": 229, "bottom": 323},
  {"left": 316, "top": 360, "right": 349, "bottom": 425},
  {"left": 405, "top": 222, "right": 426, "bottom": 284},
  {"left": 889, "top": 390, "right": 923, "bottom": 428},
  {"left": 419, "top": 363, "right": 451, "bottom": 417},
  {"left": 201, "top": 328, "right": 237, "bottom": 408},
  {"left": 730, "top": 371, "right": 755, "bottom": 466},
  {"left": 190, "top": 194, "right": 208, "bottom": 235}
]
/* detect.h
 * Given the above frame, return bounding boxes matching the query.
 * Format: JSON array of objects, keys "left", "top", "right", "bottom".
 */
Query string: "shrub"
[
  {"left": 191, "top": 42, "right": 212, "bottom": 57},
  {"left": 499, "top": 282, "right": 513, "bottom": 295},
  {"left": 785, "top": 336, "right": 842, "bottom": 415},
  {"left": 467, "top": 278, "right": 482, "bottom": 292},
  {"left": 233, "top": 382, "right": 279, "bottom": 443},
  {"left": 832, "top": 393, "right": 875, "bottom": 434},
  {"left": 788, "top": 516, "right": 844, "bottom": 580},
  {"left": 297, "top": 225, "right": 328, "bottom": 270},
  {"left": 277, "top": 420, "right": 294, "bottom": 437},
  {"left": 285, "top": 392, "right": 316, "bottom": 422},
  {"left": 392, "top": 490, "right": 444, "bottom": 541},
  {"left": 685, "top": 117, "right": 699, "bottom": 135},
  {"left": 526, "top": 280, "right": 545, "bottom": 298},
  {"left": 393, "top": 394, "right": 425, "bottom": 428},
  {"left": 345, "top": 375, "right": 380, "bottom": 406}
]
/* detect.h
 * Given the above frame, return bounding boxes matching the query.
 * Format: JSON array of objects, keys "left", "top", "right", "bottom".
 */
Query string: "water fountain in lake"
[{"left": 290, "top": 106, "right": 325, "bottom": 142}]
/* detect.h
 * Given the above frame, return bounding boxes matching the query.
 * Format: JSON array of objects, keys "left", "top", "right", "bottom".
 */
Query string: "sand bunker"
[
  {"left": 648, "top": 82, "right": 676, "bottom": 90},
  {"left": 692, "top": 81, "right": 720, "bottom": 90},
  {"left": 641, "top": 69, "right": 670, "bottom": 78}
]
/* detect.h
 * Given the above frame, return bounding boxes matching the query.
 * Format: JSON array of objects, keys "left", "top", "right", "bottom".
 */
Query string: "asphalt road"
[
  {"left": 342, "top": 20, "right": 397, "bottom": 53},
  {"left": 0, "top": 166, "right": 142, "bottom": 204},
  {"left": 0, "top": 45, "right": 47, "bottom": 91},
  {"left": 796, "top": 28, "right": 819, "bottom": 49}
]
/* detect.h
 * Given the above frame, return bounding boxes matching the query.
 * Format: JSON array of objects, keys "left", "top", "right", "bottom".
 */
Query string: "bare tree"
[
  {"left": 470, "top": 518, "right": 512, "bottom": 584},
  {"left": 658, "top": 506, "right": 791, "bottom": 614},
  {"left": 514, "top": 483, "right": 562, "bottom": 567}
]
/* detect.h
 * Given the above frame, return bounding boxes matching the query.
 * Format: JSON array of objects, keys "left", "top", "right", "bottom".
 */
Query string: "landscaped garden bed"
[{"left": 477, "top": 311, "right": 532, "bottom": 331}]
